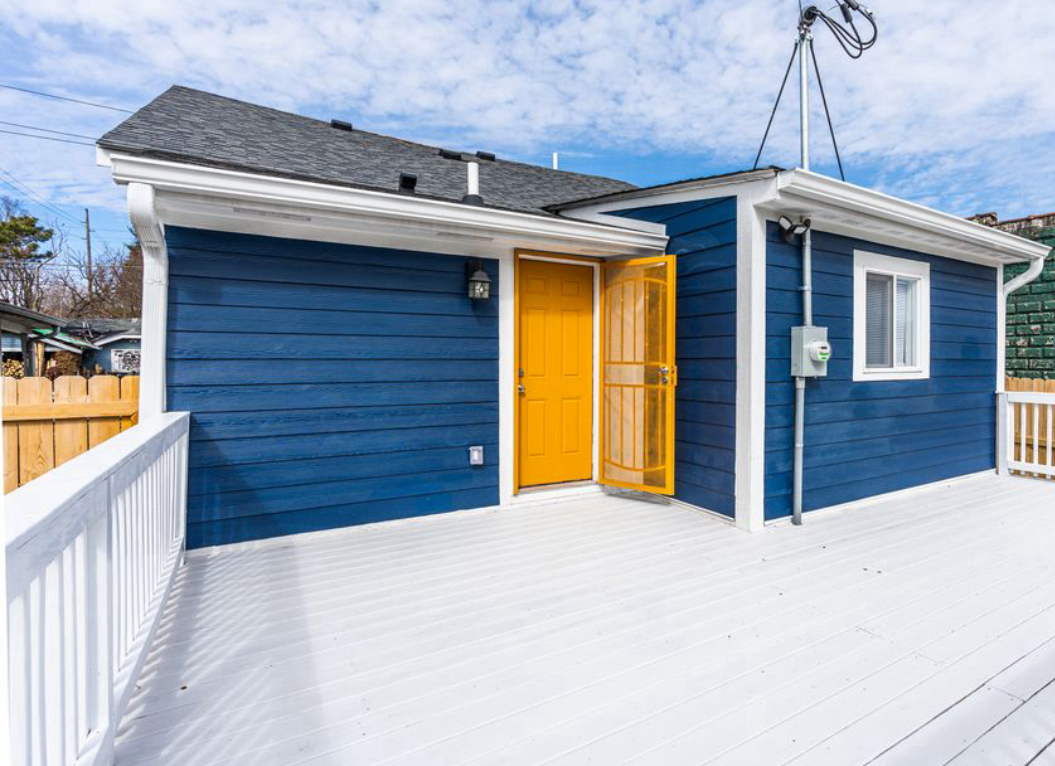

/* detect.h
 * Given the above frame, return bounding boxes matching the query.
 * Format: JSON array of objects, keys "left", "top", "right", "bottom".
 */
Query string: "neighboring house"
[
  {"left": 64, "top": 318, "right": 142, "bottom": 374},
  {"left": 0, "top": 301, "right": 67, "bottom": 376},
  {"left": 96, "top": 85, "right": 1050, "bottom": 548},
  {"left": 971, "top": 212, "right": 1055, "bottom": 379},
  {"left": 1, "top": 307, "right": 141, "bottom": 377}
]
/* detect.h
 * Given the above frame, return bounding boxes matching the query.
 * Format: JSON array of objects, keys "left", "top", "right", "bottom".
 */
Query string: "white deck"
[{"left": 115, "top": 474, "right": 1055, "bottom": 766}]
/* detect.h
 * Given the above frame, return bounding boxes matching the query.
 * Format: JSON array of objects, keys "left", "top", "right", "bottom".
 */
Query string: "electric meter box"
[{"left": 791, "top": 326, "right": 831, "bottom": 378}]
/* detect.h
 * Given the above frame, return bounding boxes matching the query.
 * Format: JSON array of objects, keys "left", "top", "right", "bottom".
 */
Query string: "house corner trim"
[{"left": 735, "top": 190, "right": 769, "bottom": 532}]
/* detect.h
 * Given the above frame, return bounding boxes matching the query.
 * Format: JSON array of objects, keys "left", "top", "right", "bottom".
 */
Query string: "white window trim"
[{"left": 853, "top": 250, "right": 931, "bottom": 382}]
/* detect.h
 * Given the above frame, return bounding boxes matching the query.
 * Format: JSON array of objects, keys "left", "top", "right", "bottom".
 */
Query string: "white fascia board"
[
  {"left": 770, "top": 169, "right": 1051, "bottom": 266},
  {"left": 556, "top": 169, "right": 781, "bottom": 217},
  {"left": 40, "top": 337, "right": 84, "bottom": 354},
  {"left": 94, "top": 333, "right": 141, "bottom": 347},
  {"left": 105, "top": 153, "right": 667, "bottom": 257}
]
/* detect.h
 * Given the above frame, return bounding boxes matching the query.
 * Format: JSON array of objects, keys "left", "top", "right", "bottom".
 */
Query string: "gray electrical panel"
[{"left": 791, "top": 326, "right": 831, "bottom": 377}]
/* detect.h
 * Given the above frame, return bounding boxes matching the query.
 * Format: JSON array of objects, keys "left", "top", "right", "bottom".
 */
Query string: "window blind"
[{"left": 866, "top": 272, "right": 892, "bottom": 368}]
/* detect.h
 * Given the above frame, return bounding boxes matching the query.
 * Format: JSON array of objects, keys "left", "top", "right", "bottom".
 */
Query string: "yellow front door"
[
  {"left": 600, "top": 256, "right": 677, "bottom": 494},
  {"left": 517, "top": 258, "right": 594, "bottom": 489}
]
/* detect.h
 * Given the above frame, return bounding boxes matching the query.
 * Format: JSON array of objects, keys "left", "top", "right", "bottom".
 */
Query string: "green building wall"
[{"left": 1005, "top": 223, "right": 1055, "bottom": 380}]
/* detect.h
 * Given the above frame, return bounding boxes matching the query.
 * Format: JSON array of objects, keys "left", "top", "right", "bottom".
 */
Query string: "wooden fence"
[
  {"left": 1006, "top": 377, "right": 1055, "bottom": 480},
  {"left": 2, "top": 375, "right": 139, "bottom": 493}
]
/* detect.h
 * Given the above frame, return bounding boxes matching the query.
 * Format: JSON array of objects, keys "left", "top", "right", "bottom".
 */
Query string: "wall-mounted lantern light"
[
  {"left": 466, "top": 260, "right": 491, "bottom": 300},
  {"left": 778, "top": 215, "right": 812, "bottom": 243}
]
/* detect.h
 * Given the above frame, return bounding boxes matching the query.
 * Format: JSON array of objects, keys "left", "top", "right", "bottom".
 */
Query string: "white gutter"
[
  {"left": 101, "top": 152, "right": 668, "bottom": 256},
  {"left": 774, "top": 169, "right": 1050, "bottom": 265}
]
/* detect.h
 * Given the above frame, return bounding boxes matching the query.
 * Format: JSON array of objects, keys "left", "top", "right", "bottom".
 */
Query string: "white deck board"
[{"left": 114, "top": 475, "right": 1055, "bottom": 765}]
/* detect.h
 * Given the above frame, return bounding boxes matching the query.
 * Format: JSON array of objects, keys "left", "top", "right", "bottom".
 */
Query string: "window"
[{"left": 853, "top": 251, "right": 930, "bottom": 381}]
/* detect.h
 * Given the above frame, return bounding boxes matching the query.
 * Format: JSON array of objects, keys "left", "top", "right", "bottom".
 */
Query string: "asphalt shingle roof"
[{"left": 98, "top": 86, "right": 637, "bottom": 215}]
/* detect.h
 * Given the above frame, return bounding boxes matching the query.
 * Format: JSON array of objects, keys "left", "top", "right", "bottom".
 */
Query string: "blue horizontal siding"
[
  {"left": 187, "top": 488, "right": 499, "bottom": 548},
  {"left": 165, "top": 226, "right": 499, "bottom": 547},
  {"left": 613, "top": 197, "right": 737, "bottom": 517},
  {"left": 764, "top": 226, "right": 997, "bottom": 520}
]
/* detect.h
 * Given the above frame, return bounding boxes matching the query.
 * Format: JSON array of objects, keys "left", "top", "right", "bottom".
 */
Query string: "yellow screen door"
[{"left": 600, "top": 255, "right": 677, "bottom": 494}]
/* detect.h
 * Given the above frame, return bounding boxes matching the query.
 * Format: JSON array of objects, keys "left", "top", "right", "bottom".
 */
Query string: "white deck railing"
[
  {"left": 1000, "top": 391, "right": 1055, "bottom": 478},
  {"left": 4, "top": 412, "right": 189, "bottom": 766}
]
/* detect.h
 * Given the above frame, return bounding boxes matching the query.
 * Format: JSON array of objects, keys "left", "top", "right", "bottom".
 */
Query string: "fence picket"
[
  {"left": 120, "top": 376, "right": 140, "bottom": 431},
  {"left": 54, "top": 376, "right": 89, "bottom": 468},
  {"left": 3, "top": 376, "right": 16, "bottom": 492},
  {"left": 17, "top": 377, "right": 55, "bottom": 486},
  {"left": 88, "top": 376, "right": 122, "bottom": 448},
  {"left": 2, "top": 376, "right": 139, "bottom": 493}
]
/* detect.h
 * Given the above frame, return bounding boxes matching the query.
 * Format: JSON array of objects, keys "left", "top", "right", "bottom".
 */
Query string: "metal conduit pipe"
[
  {"left": 792, "top": 24, "right": 814, "bottom": 527},
  {"left": 793, "top": 226, "right": 813, "bottom": 526}
]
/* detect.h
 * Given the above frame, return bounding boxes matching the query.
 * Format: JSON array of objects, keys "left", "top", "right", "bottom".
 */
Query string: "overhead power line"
[
  {"left": 0, "top": 120, "right": 97, "bottom": 140},
  {"left": 0, "top": 166, "right": 85, "bottom": 226},
  {"left": 0, "top": 128, "right": 95, "bottom": 147},
  {"left": 0, "top": 82, "right": 133, "bottom": 113}
]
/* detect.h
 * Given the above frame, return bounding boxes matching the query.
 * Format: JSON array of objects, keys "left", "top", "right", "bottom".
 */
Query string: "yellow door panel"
[
  {"left": 517, "top": 258, "right": 593, "bottom": 489},
  {"left": 600, "top": 256, "right": 676, "bottom": 495}
]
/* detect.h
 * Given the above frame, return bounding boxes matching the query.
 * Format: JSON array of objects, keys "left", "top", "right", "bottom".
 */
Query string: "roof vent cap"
[
  {"left": 438, "top": 148, "right": 463, "bottom": 161},
  {"left": 461, "top": 161, "right": 484, "bottom": 206},
  {"left": 398, "top": 172, "right": 418, "bottom": 194},
  {"left": 330, "top": 119, "right": 353, "bottom": 131},
  {"left": 475, "top": 151, "right": 496, "bottom": 161}
]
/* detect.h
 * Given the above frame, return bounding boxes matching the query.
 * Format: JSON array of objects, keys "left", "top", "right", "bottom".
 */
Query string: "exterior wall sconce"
[
  {"left": 779, "top": 215, "right": 812, "bottom": 243},
  {"left": 466, "top": 259, "right": 491, "bottom": 300}
]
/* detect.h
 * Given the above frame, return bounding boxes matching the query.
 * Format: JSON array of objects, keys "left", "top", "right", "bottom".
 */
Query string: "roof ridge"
[{"left": 154, "top": 85, "right": 630, "bottom": 185}]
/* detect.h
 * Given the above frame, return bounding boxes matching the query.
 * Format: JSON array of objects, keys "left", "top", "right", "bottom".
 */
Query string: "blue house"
[
  {"left": 66, "top": 319, "right": 142, "bottom": 374},
  {"left": 97, "top": 86, "right": 1050, "bottom": 548}
]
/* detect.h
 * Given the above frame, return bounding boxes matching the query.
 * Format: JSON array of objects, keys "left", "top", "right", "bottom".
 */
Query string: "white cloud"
[{"left": 2, "top": 0, "right": 1054, "bottom": 218}]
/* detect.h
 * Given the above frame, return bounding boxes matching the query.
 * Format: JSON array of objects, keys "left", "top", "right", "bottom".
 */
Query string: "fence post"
[{"left": 996, "top": 392, "right": 1009, "bottom": 475}]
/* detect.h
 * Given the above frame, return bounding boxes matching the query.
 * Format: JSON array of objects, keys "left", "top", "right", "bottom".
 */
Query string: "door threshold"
[{"left": 511, "top": 481, "right": 601, "bottom": 504}]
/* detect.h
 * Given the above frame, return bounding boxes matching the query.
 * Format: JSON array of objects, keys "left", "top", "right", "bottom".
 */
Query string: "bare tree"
[{"left": 55, "top": 232, "right": 142, "bottom": 319}]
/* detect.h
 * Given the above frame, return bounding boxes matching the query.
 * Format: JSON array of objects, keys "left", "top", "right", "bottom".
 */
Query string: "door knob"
[{"left": 518, "top": 384, "right": 526, "bottom": 394}]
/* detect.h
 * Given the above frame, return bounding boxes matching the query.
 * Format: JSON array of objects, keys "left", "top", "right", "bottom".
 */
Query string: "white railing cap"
[
  {"left": 1006, "top": 391, "right": 1055, "bottom": 404},
  {"left": 5, "top": 413, "right": 189, "bottom": 555}
]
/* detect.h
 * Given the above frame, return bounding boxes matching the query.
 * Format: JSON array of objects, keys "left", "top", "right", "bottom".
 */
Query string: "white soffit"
[
  {"left": 102, "top": 152, "right": 667, "bottom": 259},
  {"left": 764, "top": 169, "right": 1050, "bottom": 267}
]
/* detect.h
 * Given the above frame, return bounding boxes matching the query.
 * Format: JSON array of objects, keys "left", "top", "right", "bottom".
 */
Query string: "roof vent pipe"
[{"left": 462, "top": 162, "right": 483, "bottom": 206}]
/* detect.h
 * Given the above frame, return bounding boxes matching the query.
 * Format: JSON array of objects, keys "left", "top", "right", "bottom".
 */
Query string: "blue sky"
[{"left": 1, "top": 0, "right": 1054, "bottom": 266}]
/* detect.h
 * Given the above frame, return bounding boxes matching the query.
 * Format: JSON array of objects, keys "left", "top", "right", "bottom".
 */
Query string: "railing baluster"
[
  {"left": 31, "top": 577, "right": 44, "bottom": 764},
  {"left": 74, "top": 533, "right": 88, "bottom": 756},
  {"left": 1033, "top": 403, "right": 1041, "bottom": 478},
  {"left": 44, "top": 558, "right": 64, "bottom": 764},
  {"left": 9, "top": 593, "right": 29, "bottom": 766},
  {"left": 1042, "top": 403, "right": 1050, "bottom": 474},
  {"left": 62, "top": 544, "right": 77, "bottom": 761},
  {"left": 1018, "top": 402, "right": 1026, "bottom": 464}
]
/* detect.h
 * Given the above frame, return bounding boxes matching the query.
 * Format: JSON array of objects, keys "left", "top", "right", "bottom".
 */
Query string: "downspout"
[
  {"left": 127, "top": 182, "right": 168, "bottom": 419},
  {"left": 1003, "top": 255, "right": 1046, "bottom": 297},
  {"left": 1001, "top": 253, "right": 1048, "bottom": 390}
]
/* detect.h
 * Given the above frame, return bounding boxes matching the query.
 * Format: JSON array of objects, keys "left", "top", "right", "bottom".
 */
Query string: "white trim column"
[
  {"left": 996, "top": 263, "right": 1006, "bottom": 393},
  {"left": 498, "top": 248, "right": 515, "bottom": 504},
  {"left": 128, "top": 182, "right": 169, "bottom": 419},
  {"left": 734, "top": 189, "right": 771, "bottom": 532}
]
